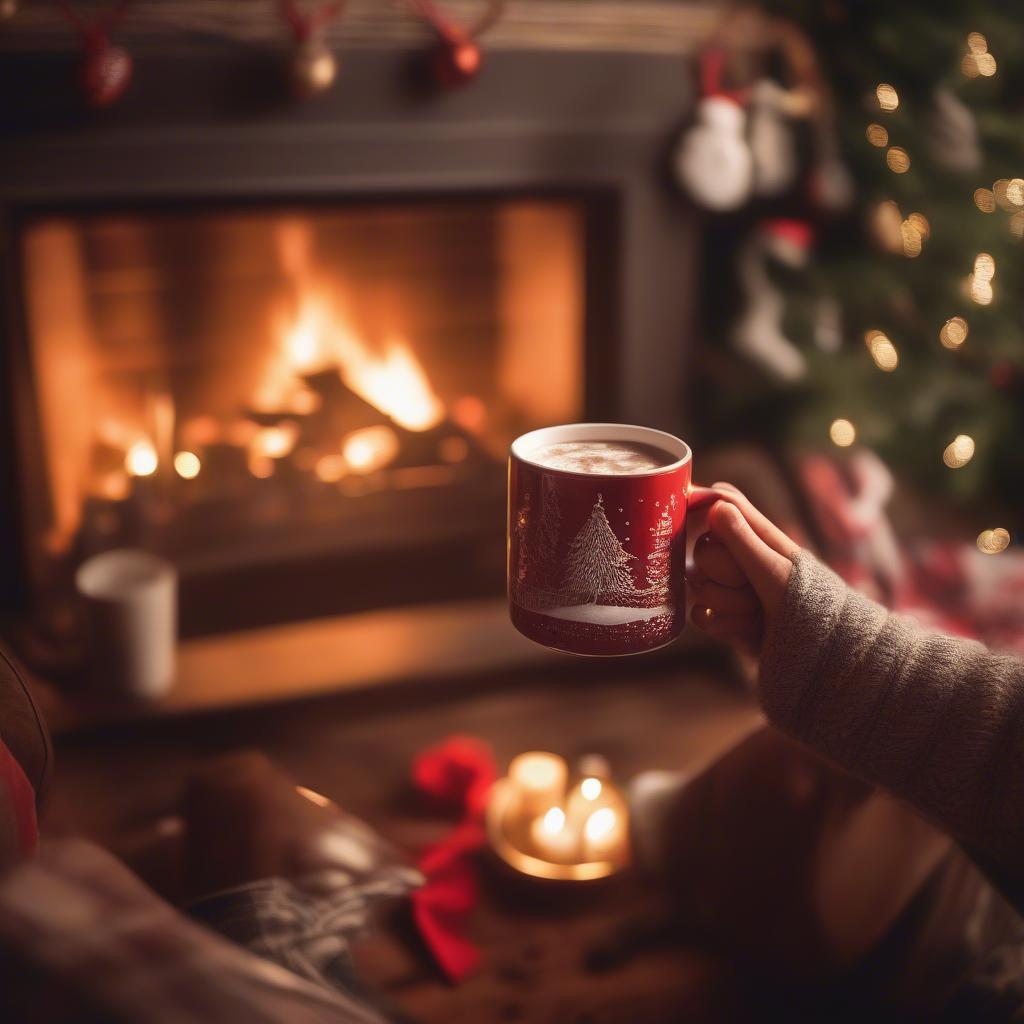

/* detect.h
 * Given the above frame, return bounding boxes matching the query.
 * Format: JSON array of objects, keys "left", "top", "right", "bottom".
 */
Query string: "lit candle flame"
[
  {"left": 584, "top": 807, "right": 617, "bottom": 843},
  {"left": 541, "top": 806, "right": 566, "bottom": 834}
]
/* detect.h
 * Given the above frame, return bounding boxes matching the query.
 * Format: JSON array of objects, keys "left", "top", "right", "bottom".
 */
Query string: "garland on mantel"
[{"left": 0, "top": 0, "right": 718, "bottom": 55}]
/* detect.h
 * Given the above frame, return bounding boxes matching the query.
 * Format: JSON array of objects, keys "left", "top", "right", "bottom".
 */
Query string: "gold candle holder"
[{"left": 485, "top": 755, "right": 631, "bottom": 882}]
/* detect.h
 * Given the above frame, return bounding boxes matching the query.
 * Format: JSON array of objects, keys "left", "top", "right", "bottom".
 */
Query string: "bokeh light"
[
  {"left": 970, "top": 275, "right": 994, "bottom": 305},
  {"left": 829, "top": 418, "right": 856, "bottom": 447},
  {"left": 173, "top": 451, "right": 201, "bottom": 479},
  {"left": 973, "top": 252, "right": 995, "bottom": 281},
  {"left": 974, "top": 188, "right": 996, "bottom": 213},
  {"left": 940, "top": 316, "right": 969, "bottom": 349},
  {"left": 865, "top": 330, "right": 899, "bottom": 371},
  {"left": 900, "top": 220, "right": 922, "bottom": 257},
  {"left": 977, "top": 528, "right": 1011, "bottom": 555},
  {"left": 876, "top": 83, "right": 899, "bottom": 111},
  {"left": 907, "top": 212, "right": 930, "bottom": 239},
  {"left": 942, "top": 434, "right": 976, "bottom": 468},
  {"left": 887, "top": 147, "right": 910, "bottom": 173},
  {"left": 1006, "top": 178, "right": 1024, "bottom": 206},
  {"left": 976, "top": 52, "right": 997, "bottom": 77},
  {"left": 866, "top": 123, "right": 889, "bottom": 147},
  {"left": 967, "top": 32, "right": 988, "bottom": 54}
]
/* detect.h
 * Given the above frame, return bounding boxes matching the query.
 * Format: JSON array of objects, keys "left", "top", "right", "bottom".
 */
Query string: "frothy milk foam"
[{"left": 531, "top": 440, "right": 675, "bottom": 475}]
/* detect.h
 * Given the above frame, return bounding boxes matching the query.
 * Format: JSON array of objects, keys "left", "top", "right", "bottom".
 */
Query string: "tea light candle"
[
  {"left": 508, "top": 752, "right": 567, "bottom": 818},
  {"left": 529, "top": 806, "right": 580, "bottom": 864},
  {"left": 582, "top": 806, "right": 626, "bottom": 863}
]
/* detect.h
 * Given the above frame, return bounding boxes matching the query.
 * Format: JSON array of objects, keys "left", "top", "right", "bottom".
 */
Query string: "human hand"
[{"left": 687, "top": 483, "right": 800, "bottom": 657}]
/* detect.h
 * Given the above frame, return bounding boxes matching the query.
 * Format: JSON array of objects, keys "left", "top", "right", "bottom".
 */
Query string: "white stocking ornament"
[
  {"left": 732, "top": 224, "right": 810, "bottom": 382},
  {"left": 674, "top": 96, "right": 753, "bottom": 212},
  {"left": 749, "top": 79, "right": 798, "bottom": 198}
]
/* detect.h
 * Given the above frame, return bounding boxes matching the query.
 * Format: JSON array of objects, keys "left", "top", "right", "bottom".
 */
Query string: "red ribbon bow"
[{"left": 410, "top": 735, "right": 496, "bottom": 982}]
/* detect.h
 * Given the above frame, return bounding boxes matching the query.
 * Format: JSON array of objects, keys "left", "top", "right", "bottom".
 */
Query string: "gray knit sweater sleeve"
[{"left": 760, "top": 549, "right": 1024, "bottom": 883}]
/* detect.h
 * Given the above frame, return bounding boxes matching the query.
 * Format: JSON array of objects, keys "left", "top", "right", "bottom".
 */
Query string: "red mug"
[{"left": 508, "top": 423, "right": 718, "bottom": 656}]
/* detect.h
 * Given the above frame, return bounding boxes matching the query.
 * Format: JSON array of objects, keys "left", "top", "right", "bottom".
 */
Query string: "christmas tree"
[
  {"left": 560, "top": 495, "right": 639, "bottom": 606},
  {"left": 698, "top": 2, "right": 1023, "bottom": 543},
  {"left": 645, "top": 505, "right": 674, "bottom": 600}
]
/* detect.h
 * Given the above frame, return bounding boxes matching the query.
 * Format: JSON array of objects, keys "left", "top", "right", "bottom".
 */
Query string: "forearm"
[{"left": 760, "top": 551, "right": 1024, "bottom": 881}]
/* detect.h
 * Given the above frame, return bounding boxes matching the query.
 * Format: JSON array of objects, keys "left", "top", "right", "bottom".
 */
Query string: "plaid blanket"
[{"left": 0, "top": 838, "right": 412, "bottom": 1023}]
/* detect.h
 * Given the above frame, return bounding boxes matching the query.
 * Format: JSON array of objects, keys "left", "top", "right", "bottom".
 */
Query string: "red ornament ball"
[
  {"left": 81, "top": 41, "right": 133, "bottom": 108},
  {"left": 431, "top": 36, "right": 482, "bottom": 88}
]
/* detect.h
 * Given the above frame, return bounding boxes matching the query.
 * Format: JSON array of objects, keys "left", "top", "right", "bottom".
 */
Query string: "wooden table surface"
[{"left": 42, "top": 651, "right": 763, "bottom": 1023}]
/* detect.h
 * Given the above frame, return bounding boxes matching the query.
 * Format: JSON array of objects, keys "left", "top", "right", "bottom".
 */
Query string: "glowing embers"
[
  {"left": 942, "top": 434, "right": 975, "bottom": 469},
  {"left": 125, "top": 440, "right": 158, "bottom": 477},
  {"left": 173, "top": 451, "right": 201, "bottom": 480},
  {"left": 252, "top": 424, "right": 298, "bottom": 461},
  {"left": 341, "top": 425, "right": 400, "bottom": 475}
]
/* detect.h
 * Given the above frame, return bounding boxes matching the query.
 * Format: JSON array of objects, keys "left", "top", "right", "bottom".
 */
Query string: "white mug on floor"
[{"left": 75, "top": 549, "right": 177, "bottom": 700}]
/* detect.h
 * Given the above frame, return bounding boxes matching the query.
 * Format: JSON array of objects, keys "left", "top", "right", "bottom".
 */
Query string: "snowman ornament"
[{"left": 674, "top": 94, "right": 754, "bottom": 212}]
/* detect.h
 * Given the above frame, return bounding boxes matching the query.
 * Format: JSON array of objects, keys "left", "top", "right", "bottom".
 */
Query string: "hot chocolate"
[{"left": 531, "top": 440, "right": 676, "bottom": 475}]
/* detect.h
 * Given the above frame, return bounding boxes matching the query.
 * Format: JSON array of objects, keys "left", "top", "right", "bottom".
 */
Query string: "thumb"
[{"left": 709, "top": 501, "right": 793, "bottom": 613}]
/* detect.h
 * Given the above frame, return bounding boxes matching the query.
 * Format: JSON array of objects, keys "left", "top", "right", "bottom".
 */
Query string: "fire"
[
  {"left": 342, "top": 425, "right": 400, "bottom": 474},
  {"left": 336, "top": 336, "right": 444, "bottom": 432},
  {"left": 259, "top": 292, "right": 444, "bottom": 434},
  {"left": 126, "top": 440, "right": 158, "bottom": 477}
]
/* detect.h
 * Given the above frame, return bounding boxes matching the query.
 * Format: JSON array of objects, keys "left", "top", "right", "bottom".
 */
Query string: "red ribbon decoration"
[
  {"left": 410, "top": 735, "right": 496, "bottom": 982},
  {"left": 57, "top": 0, "right": 134, "bottom": 107},
  {"left": 278, "top": 0, "right": 345, "bottom": 43},
  {"left": 408, "top": 0, "right": 505, "bottom": 88},
  {"left": 699, "top": 46, "right": 749, "bottom": 106}
]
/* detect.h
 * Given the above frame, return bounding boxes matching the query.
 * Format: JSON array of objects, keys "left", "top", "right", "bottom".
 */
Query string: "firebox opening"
[{"left": 17, "top": 196, "right": 589, "bottom": 635}]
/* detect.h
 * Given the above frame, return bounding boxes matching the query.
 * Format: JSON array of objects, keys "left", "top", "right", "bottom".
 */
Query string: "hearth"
[{"left": 1, "top": 13, "right": 699, "bottom": 665}]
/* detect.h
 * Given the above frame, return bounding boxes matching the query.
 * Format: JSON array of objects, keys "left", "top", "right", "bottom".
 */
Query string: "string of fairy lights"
[{"left": 829, "top": 30, "right": 1014, "bottom": 556}]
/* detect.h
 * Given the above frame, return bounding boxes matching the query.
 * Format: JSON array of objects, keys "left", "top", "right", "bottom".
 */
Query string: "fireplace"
[
  {"left": 16, "top": 196, "right": 590, "bottom": 635},
  {"left": 0, "top": 18, "right": 699, "bottom": 682}
]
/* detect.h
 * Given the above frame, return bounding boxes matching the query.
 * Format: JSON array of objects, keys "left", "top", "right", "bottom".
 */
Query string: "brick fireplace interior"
[{"left": 18, "top": 197, "right": 587, "bottom": 637}]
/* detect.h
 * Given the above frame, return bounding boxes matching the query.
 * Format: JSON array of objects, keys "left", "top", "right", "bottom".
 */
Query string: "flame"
[
  {"left": 252, "top": 424, "right": 298, "bottom": 460},
  {"left": 126, "top": 440, "right": 158, "bottom": 477},
  {"left": 337, "top": 336, "right": 444, "bottom": 432},
  {"left": 258, "top": 292, "right": 444, "bottom": 433}
]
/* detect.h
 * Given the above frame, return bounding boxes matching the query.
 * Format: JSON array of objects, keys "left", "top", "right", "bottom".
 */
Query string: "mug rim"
[{"left": 510, "top": 422, "right": 692, "bottom": 478}]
